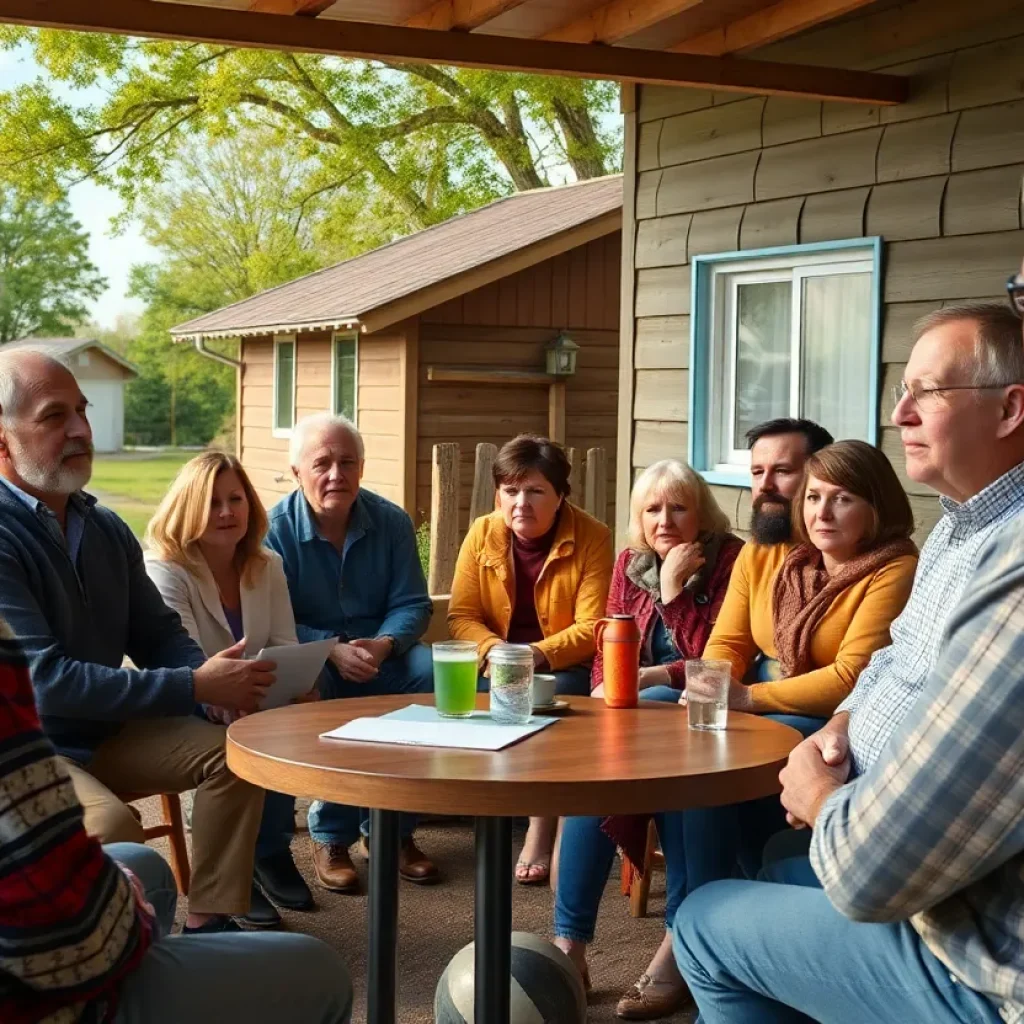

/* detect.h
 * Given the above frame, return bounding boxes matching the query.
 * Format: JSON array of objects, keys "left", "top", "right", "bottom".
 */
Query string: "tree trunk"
[{"left": 551, "top": 97, "right": 607, "bottom": 180}]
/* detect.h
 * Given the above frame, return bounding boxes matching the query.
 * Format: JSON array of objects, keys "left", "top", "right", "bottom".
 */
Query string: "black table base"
[
  {"left": 475, "top": 815, "right": 514, "bottom": 1023},
  {"left": 365, "top": 811, "right": 515, "bottom": 1024},
  {"left": 367, "top": 808, "right": 401, "bottom": 1024}
]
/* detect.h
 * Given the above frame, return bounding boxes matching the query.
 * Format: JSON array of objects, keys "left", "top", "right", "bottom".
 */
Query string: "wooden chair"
[
  {"left": 121, "top": 792, "right": 191, "bottom": 895},
  {"left": 620, "top": 818, "right": 665, "bottom": 918}
]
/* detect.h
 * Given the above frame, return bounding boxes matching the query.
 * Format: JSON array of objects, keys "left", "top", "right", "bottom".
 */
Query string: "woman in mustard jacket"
[{"left": 448, "top": 434, "right": 613, "bottom": 884}]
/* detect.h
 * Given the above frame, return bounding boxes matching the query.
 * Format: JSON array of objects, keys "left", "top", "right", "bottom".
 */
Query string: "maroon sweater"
[
  {"left": 591, "top": 535, "right": 743, "bottom": 692},
  {"left": 506, "top": 527, "right": 557, "bottom": 645}
]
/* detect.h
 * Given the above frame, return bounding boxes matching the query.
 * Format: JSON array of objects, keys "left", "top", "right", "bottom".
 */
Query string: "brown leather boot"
[
  {"left": 310, "top": 841, "right": 360, "bottom": 893},
  {"left": 399, "top": 837, "right": 440, "bottom": 884},
  {"left": 359, "top": 836, "right": 441, "bottom": 885}
]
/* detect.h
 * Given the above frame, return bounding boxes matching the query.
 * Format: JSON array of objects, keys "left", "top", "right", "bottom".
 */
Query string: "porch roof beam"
[
  {"left": 673, "top": 0, "right": 880, "bottom": 55},
  {"left": 543, "top": 0, "right": 705, "bottom": 45},
  {"left": 248, "top": 0, "right": 336, "bottom": 15},
  {"left": 0, "top": 0, "right": 908, "bottom": 105},
  {"left": 405, "top": 0, "right": 531, "bottom": 32}
]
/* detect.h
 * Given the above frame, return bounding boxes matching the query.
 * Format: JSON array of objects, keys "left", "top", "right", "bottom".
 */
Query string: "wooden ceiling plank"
[
  {"left": 405, "top": 0, "right": 530, "bottom": 32},
  {"left": 248, "top": 0, "right": 336, "bottom": 15},
  {"left": 0, "top": 0, "right": 908, "bottom": 105},
  {"left": 544, "top": 0, "right": 705, "bottom": 46},
  {"left": 674, "top": 0, "right": 879, "bottom": 56}
]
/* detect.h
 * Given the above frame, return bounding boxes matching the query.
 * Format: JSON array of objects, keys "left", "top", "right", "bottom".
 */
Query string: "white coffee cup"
[{"left": 531, "top": 673, "right": 557, "bottom": 707}]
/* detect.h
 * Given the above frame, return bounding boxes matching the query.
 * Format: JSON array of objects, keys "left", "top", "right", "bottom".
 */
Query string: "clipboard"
[{"left": 254, "top": 636, "right": 338, "bottom": 710}]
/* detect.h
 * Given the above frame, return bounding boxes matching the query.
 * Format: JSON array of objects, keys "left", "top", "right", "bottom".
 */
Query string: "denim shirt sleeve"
[{"left": 375, "top": 508, "right": 432, "bottom": 655}]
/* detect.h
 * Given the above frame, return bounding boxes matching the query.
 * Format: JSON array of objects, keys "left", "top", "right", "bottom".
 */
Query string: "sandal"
[
  {"left": 615, "top": 973, "right": 692, "bottom": 1020},
  {"left": 514, "top": 858, "right": 550, "bottom": 885}
]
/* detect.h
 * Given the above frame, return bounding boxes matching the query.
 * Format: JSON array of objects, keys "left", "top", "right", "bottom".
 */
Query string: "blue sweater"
[
  {"left": 266, "top": 488, "right": 432, "bottom": 681},
  {"left": 0, "top": 482, "right": 204, "bottom": 764}
]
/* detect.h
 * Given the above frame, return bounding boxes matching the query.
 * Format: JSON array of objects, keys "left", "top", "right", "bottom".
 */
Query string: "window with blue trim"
[{"left": 690, "top": 239, "right": 881, "bottom": 484}]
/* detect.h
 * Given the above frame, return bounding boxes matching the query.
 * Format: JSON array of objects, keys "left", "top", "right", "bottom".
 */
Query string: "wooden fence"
[{"left": 427, "top": 441, "right": 608, "bottom": 597}]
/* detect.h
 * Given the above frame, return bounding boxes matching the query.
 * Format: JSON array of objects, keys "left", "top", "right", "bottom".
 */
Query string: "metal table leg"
[
  {"left": 475, "top": 815, "right": 513, "bottom": 1024},
  {"left": 367, "top": 808, "right": 401, "bottom": 1024}
]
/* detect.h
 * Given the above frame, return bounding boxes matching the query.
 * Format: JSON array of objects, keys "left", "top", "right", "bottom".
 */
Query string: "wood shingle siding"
[
  {"left": 416, "top": 234, "right": 620, "bottom": 530},
  {"left": 618, "top": 10, "right": 1024, "bottom": 550}
]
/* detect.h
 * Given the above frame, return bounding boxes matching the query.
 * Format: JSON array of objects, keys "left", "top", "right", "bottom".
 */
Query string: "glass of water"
[
  {"left": 488, "top": 643, "right": 534, "bottom": 725},
  {"left": 685, "top": 659, "right": 731, "bottom": 732}
]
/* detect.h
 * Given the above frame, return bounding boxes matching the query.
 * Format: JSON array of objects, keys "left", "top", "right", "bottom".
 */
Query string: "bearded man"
[{"left": 0, "top": 348, "right": 270, "bottom": 935}]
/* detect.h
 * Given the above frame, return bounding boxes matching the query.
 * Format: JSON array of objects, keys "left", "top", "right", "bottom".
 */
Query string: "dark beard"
[{"left": 751, "top": 496, "right": 793, "bottom": 545}]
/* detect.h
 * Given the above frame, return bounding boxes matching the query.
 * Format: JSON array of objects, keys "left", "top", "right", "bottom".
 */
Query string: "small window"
[
  {"left": 331, "top": 334, "right": 358, "bottom": 423},
  {"left": 273, "top": 335, "right": 296, "bottom": 437},
  {"left": 690, "top": 239, "right": 881, "bottom": 484}
]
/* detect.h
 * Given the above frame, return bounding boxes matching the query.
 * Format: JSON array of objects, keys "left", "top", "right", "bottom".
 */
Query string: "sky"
[{"left": 0, "top": 45, "right": 155, "bottom": 329}]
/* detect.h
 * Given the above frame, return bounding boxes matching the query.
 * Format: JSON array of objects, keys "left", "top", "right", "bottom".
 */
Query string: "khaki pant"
[{"left": 60, "top": 716, "right": 264, "bottom": 916}]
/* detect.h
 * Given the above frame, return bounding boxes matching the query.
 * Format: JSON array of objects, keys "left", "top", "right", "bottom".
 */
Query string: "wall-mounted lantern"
[{"left": 545, "top": 332, "right": 579, "bottom": 377}]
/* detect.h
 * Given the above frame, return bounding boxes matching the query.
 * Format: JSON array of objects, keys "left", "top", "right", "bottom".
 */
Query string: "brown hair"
[
  {"left": 790, "top": 440, "right": 914, "bottom": 549},
  {"left": 145, "top": 451, "right": 270, "bottom": 586},
  {"left": 492, "top": 434, "right": 572, "bottom": 497}
]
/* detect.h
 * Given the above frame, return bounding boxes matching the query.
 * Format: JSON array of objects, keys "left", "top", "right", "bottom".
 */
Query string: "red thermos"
[{"left": 595, "top": 614, "right": 641, "bottom": 709}]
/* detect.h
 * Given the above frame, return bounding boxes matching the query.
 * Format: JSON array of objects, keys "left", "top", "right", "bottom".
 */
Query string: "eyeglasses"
[
  {"left": 1007, "top": 273, "right": 1024, "bottom": 315},
  {"left": 892, "top": 379, "right": 1018, "bottom": 409}
]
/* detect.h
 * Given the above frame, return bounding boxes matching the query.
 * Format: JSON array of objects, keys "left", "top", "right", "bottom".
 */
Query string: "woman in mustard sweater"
[{"left": 696, "top": 438, "right": 918, "bottom": 736}]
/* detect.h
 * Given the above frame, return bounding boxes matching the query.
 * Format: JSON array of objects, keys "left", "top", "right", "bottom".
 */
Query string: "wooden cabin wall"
[
  {"left": 239, "top": 329, "right": 406, "bottom": 509},
  {"left": 618, "top": 8, "right": 1024, "bottom": 547},
  {"left": 416, "top": 232, "right": 621, "bottom": 532}
]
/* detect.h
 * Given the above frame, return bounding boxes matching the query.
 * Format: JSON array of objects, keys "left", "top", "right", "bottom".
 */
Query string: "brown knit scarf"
[{"left": 771, "top": 538, "right": 917, "bottom": 678}]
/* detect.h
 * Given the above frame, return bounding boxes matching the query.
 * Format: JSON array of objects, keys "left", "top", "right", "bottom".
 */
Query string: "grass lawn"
[{"left": 90, "top": 451, "right": 195, "bottom": 539}]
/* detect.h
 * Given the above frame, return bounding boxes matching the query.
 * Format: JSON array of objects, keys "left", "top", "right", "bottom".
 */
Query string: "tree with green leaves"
[
  {"left": 0, "top": 185, "right": 106, "bottom": 342},
  {"left": 0, "top": 30, "right": 622, "bottom": 240},
  {"left": 121, "top": 128, "right": 343, "bottom": 447}
]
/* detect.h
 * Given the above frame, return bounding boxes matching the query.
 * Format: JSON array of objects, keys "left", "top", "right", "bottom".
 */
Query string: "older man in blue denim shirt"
[{"left": 263, "top": 412, "right": 439, "bottom": 896}]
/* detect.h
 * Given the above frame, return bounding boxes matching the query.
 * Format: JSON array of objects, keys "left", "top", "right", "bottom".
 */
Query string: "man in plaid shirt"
[{"left": 671, "top": 295, "right": 1024, "bottom": 1021}]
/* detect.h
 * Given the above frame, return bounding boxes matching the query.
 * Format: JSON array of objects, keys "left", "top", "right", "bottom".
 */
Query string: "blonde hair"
[
  {"left": 145, "top": 451, "right": 269, "bottom": 586},
  {"left": 627, "top": 460, "right": 731, "bottom": 552}
]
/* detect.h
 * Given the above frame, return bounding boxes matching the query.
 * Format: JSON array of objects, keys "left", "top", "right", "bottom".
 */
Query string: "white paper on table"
[
  {"left": 319, "top": 703, "right": 557, "bottom": 751},
  {"left": 253, "top": 636, "right": 338, "bottom": 710}
]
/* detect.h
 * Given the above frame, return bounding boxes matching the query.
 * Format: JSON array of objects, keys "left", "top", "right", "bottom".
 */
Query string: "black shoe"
[
  {"left": 254, "top": 850, "right": 315, "bottom": 910},
  {"left": 239, "top": 883, "right": 283, "bottom": 929},
  {"left": 182, "top": 915, "right": 243, "bottom": 935}
]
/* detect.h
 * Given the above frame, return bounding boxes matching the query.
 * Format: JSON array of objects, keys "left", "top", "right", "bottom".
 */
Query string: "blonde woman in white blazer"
[{"left": 145, "top": 451, "right": 313, "bottom": 930}]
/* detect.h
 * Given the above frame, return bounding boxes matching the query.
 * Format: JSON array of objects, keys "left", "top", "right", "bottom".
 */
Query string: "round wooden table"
[{"left": 227, "top": 694, "right": 800, "bottom": 1024}]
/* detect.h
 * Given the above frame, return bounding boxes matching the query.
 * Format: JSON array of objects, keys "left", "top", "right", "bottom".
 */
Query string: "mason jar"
[{"left": 488, "top": 643, "right": 534, "bottom": 724}]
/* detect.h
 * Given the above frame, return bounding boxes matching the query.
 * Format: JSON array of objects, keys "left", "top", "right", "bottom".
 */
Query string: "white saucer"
[{"left": 532, "top": 699, "right": 570, "bottom": 714}]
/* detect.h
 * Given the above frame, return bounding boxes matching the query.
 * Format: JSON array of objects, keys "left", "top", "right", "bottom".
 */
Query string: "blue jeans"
[
  {"left": 554, "top": 807, "right": 739, "bottom": 943},
  {"left": 728, "top": 714, "right": 825, "bottom": 880},
  {"left": 673, "top": 880, "right": 1002, "bottom": 1024},
  {"left": 758, "top": 829, "right": 818, "bottom": 887},
  {"left": 639, "top": 684, "right": 682, "bottom": 703},
  {"left": 476, "top": 663, "right": 593, "bottom": 696},
  {"left": 105, "top": 843, "right": 352, "bottom": 1023},
  {"left": 256, "top": 647, "right": 434, "bottom": 853},
  {"left": 307, "top": 643, "right": 433, "bottom": 847}
]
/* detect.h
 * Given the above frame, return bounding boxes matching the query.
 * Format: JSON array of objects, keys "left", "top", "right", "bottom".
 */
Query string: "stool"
[
  {"left": 120, "top": 792, "right": 191, "bottom": 895},
  {"left": 620, "top": 818, "right": 664, "bottom": 918}
]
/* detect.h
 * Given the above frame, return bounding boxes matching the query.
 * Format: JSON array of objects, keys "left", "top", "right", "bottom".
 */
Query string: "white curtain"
[
  {"left": 800, "top": 273, "right": 871, "bottom": 441},
  {"left": 734, "top": 281, "right": 792, "bottom": 442}
]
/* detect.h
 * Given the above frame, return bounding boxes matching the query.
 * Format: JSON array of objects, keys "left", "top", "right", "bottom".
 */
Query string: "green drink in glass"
[{"left": 432, "top": 640, "right": 479, "bottom": 718}]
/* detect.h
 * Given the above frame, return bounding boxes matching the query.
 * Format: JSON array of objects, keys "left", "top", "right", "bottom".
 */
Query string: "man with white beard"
[{"left": 0, "top": 348, "right": 270, "bottom": 935}]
